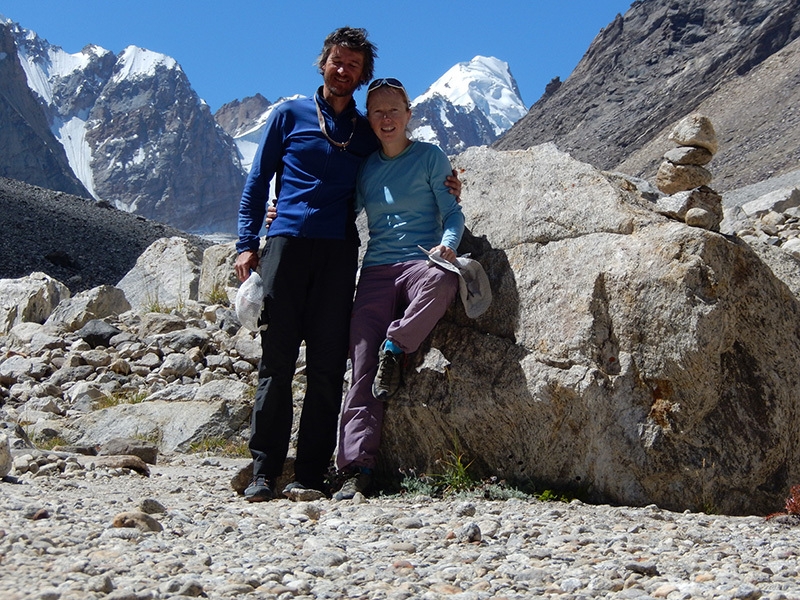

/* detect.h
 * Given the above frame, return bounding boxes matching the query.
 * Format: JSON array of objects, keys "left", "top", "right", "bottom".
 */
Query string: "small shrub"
[
  {"left": 766, "top": 484, "right": 800, "bottom": 520},
  {"left": 399, "top": 469, "right": 439, "bottom": 497},
  {"left": 30, "top": 434, "right": 69, "bottom": 451},
  {"left": 189, "top": 436, "right": 249, "bottom": 458},
  {"left": 535, "top": 489, "right": 573, "bottom": 503},
  {"left": 95, "top": 389, "right": 148, "bottom": 409},
  {"left": 208, "top": 283, "right": 231, "bottom": 306},
  {"left": 433, "top": 450, "right": 476, "bottom": 495},
  {"left": 476, "top": 477, "right": 530, "bottom": 501}
]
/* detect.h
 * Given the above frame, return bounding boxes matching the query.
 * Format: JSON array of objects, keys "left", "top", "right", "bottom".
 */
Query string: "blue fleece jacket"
[
  {"left": 236, "top": 88, "right": 379, "bottom": 253},
  {"left": 357, "top": 141, "right": 464, "bottom": 268}
]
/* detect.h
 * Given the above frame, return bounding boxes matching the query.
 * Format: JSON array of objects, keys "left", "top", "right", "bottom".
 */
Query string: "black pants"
[{"left": 249, "top": 235, "right": 358, "bottom": 491}]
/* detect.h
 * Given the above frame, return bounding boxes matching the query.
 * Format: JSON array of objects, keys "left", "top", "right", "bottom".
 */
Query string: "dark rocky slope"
[{"left": 0, "top": 177, "right": 211, "bottom": 293}]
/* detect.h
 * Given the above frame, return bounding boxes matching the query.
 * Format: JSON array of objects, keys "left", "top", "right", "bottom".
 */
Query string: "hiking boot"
[
  {"left": 333, "top": 468, "right": 372, "bottom": 501},
  {"left": 244, "top": 475, "right": 276, "bottom": 502},
  {"left": 372, "top": 342, "right": 404, "bottom": 400},
  {"left": 282, "top": 481, "right": 326, "bottom": 502}
]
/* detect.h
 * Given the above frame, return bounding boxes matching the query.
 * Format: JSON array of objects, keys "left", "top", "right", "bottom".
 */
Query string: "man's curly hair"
[{"left": 317, "top": 26, "right": 377, "bottom": 88}]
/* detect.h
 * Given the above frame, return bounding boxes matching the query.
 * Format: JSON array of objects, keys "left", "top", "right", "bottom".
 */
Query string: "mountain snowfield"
[
  {"left": 10, "top": 21, "right": 109, "bottom": 199},
  {"left": 233, "top": 95, "right": 302, "bottom": 174},
  {"left": 412, "top": 56, "right": 527, "bottom": 142},
  {"left": 9, "top": 17, "right": 184, "bottom": 205}
]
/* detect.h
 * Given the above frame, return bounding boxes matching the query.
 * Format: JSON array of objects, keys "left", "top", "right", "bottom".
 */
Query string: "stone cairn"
[{"left": 654, "top": 114, "right": 723, "bottom": 232}]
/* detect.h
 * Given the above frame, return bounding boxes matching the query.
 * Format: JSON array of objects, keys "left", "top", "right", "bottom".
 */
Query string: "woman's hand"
[{"left": 431, "top": 244, "right": 457, "bottom": 263}]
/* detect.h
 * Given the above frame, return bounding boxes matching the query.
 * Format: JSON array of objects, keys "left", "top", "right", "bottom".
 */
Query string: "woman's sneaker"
[
  {"left": 372, "top": 341, "right": 404, "bottom": 400},
  {"left": 244, "top": 475, "right": 276, "bottom": 502},
  {"left": 333, "top": 468, "right": 372, "bottom": 501}
]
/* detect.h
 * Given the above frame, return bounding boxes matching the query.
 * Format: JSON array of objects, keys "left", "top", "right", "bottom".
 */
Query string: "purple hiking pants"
[{"left": 337, "top": 259, "right": 458, "bottom": 471}]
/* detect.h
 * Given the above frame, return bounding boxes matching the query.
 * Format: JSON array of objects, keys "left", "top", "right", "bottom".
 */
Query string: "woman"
[{"left": 334, "top": 77, "right": 465, "bottom": 500}]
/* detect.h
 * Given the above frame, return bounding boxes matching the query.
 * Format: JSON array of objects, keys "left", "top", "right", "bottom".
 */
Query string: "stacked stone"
[
  {"left": 656, "top": 114, "right": 718, "bottom": 194},
  {"left": 654, "top": 114, "right": 724, "bottom": 231}
]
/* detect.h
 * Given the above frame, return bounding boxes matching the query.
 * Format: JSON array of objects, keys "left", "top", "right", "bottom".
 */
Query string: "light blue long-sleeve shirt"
[{"left": 357, "top": 141, "right": 464, "bottom": 268}]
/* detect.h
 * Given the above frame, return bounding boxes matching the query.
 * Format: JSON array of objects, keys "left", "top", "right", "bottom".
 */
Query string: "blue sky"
[{"left": 2, "top": 0, "right": 633, "bottom": 112}]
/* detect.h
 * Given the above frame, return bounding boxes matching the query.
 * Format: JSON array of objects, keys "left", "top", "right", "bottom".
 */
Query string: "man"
[{"left": 235, "top": 27, "right": 459, "bottom": 502}]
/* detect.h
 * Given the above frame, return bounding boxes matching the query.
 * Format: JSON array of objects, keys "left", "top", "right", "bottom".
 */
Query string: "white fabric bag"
[{"left": 235, "top": 271, "right": 265, "bottom": 332}]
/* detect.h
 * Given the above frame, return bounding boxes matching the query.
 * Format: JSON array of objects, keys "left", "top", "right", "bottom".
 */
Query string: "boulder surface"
[{"left": 378, "top": 145, "right": 800, "bottom": 515}]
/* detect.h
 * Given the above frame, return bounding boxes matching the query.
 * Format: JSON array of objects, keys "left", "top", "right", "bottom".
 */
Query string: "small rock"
[
  {"left": 0, "top": 434, "right": 11, "bottom": 478},
  {"left": 112, "top": 511, "right": 163, "bottom": 532},
  {"left": 456, "top": 522, "right": 482, "bottom": 543},
  {"left": 139, "top": 498, "right": 167, "bottom": 514},
  {"left": 668, "top": 113, "right": 718, "bottom": 154}
]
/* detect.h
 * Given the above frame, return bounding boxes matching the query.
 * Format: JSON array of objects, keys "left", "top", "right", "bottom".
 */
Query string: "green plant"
[
  {"left": 476, "top": 478, "right": 530, "bottom": 501},
  {"left": 29, "top": 433, "right": 69, "bottom": 451},
  {"left": 399, "top": 469, "right": 439, "bottom": 497},
  {"left": 95, "top": 389, "right": 148, "bottom": 409},
  {"left": 208, "top": 283, "right": 231, "bottom": 306},
  {"left": 188, "top": 436, "right": 249, "bottom": 457},
  {"left": 133, "top": 430, "right": 163, "bottom": 446},
  {"left": 144, "top": 297, "right": 169, "bottom": 313},
  {"left": 142, "top": 276, "right": 166, "bottom": 314},
  {"left": 433, "top": 449, "right": 476, "bottom": 495},
  {"left": 397, "top": 467, "right": 531, "bottom": 501},
  {"left": 535, "top": 488, "right": 572, "bottom": 503}
]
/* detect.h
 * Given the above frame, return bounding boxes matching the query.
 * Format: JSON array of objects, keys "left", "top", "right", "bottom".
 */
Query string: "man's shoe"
[
  {"left": 372, "top": 342, "right": 404, "bottom": 400},
  {"left": 282, "top": 481, "right": 326, "bottom": 502},
  {"left": 333, "top": 468, "right": 372, "bottom": 501},
  {"left": 244, "top": 475, "right": 275, "bottom": 502}
]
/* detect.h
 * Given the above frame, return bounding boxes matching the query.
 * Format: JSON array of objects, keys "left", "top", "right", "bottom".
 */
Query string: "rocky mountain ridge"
[
  {"left": 495, "top": 0, "right": 800, "bottom": 193},
  {"left": 0, "top": 23, "right": 89, "bottom": 198},
  {"left": 1, "top": 18, "right": 245, "bottom": 235}
]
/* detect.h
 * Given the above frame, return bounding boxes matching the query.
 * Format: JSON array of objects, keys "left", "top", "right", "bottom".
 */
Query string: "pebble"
[{"left": 1, "top": 456, "right": 800, "bottom": 600}]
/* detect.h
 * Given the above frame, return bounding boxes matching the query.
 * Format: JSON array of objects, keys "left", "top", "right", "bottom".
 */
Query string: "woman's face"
[{"left": 367, "top": 87, "right": 411, "bottom": 146}]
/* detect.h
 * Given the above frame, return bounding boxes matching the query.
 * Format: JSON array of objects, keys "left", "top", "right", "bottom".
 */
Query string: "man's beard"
[{"left": 325, "top": 75, "right": 359, "bottom": 98}]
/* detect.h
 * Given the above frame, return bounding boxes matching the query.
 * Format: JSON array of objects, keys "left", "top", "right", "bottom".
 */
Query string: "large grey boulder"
[
  {"left": 198, "top": 242, "right": 239, "bottom": 305},
  {"left": 44, "top": 285, "right": 130, "bottom": 332},
  {"left": 377, "top": 144, "right": 800, "bottom": 515},
  {"left": 0, "top": 272, "right": 70, "bottom": 334},
  {"left": 66, "top": 399, "right": 250, "bottom": 453},
  {"left": 116, "top": 237, "right": 203, "bottom": 312}
]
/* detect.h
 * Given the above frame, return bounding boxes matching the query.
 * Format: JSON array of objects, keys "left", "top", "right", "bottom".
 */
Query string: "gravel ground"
[{"left": 1, "top": 454, "right": 800, "bottom": 600}]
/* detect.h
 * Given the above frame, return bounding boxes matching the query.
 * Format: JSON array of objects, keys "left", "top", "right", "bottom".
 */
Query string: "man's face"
[{"left": 322, "top": 45, "right": 365, "bottom": 98}]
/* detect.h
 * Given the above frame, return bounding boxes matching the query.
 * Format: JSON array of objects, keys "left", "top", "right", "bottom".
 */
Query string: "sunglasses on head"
[{"left": 367, "top": 78, "right": 406, "bottom": 93}]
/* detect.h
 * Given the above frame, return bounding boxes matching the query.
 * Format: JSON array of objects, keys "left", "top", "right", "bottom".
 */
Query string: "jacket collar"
[{"left": 315, "top": 86, "right": 358, "bottom": 119}]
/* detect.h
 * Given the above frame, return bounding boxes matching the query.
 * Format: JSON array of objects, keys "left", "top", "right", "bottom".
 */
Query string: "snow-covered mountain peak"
[
  {"left": 112, "top": 46, "right": 179, "bottom": 83},
  {"left": 413, "top": 55, "right": 527, "bottom": 136},
  {"left": 82, "top": 44, "right": 112, "bottom": 59}
]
